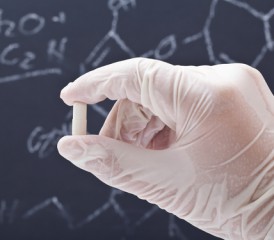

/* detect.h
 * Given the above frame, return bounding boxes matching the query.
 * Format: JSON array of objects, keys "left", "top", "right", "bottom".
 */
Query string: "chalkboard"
[{"left": 1, "top": 0, "right": 274, "bottom": 239}]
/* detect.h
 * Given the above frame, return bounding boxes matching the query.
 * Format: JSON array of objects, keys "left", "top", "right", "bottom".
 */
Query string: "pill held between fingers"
[{"left": 72, "top": 102, "right": 87, "bottom": 135}]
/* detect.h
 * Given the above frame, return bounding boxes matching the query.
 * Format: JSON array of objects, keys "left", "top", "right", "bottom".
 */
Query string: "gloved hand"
[{"left": 57, "top": 58, "right": 274, "bottom": 240}]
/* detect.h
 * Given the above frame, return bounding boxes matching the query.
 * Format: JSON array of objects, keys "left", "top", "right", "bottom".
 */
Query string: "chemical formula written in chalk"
[{"left": 0, "top": 9, "right": 67, "bottom": 83}]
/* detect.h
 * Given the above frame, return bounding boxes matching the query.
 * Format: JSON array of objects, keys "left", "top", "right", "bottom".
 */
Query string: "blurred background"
[{"left": 0, "top": 0, "right": 274, "bottom": 239}]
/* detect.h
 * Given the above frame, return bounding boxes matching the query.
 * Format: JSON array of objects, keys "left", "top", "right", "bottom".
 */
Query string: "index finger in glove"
[{"left": 60, "top": 57, "right": 190, "bottom": 130}]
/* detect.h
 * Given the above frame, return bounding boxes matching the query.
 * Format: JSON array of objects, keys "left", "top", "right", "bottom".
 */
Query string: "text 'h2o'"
[{"left": 0, "top": 9, "right": 67, "bottom": 72}]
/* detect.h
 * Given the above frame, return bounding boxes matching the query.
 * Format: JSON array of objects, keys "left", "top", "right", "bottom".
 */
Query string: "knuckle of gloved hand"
[
  {"left": 217, "top": 64, "right": 265, "bottom": 105},
  {"left": 234, "top": 63, "right": 263, "bottom": 79},
  {"left": 231, "top": 63, "right": 265, "bottom": 87}
]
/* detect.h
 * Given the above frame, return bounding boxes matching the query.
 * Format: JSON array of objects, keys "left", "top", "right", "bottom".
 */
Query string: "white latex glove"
[{"left": 57, "top": 58, "right": 274, "bottom": 240}]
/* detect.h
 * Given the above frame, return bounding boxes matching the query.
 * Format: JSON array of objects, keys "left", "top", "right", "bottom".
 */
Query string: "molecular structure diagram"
[{"left": 80, "top": 0, "right": 274, "bottom": 72}]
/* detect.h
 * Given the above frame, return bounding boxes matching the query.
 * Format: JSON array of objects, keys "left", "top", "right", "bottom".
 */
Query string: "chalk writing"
[
  {"left": 0, "top": 200, "right": 19, "bottom": 224},
  {"left": 0, "top": 9, "right": 66, "bottom": 83},
  {"left": 27, "top": 111, "right": 72, "bottom": 158}
]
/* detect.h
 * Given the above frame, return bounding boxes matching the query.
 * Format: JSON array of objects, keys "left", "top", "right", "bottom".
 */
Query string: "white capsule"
[{"left": 72, "top": 102, "right": 87, "bottom": 135}]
